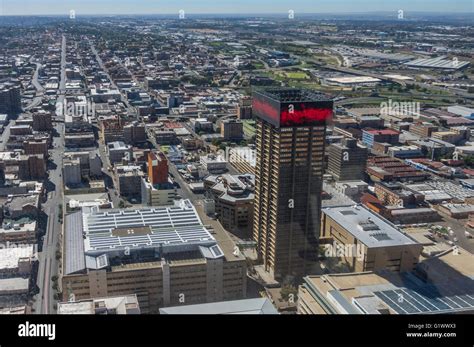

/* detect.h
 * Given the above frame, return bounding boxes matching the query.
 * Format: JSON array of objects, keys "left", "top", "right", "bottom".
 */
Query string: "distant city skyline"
[{"left": 0, "top": 0, "right": 472, "bottom": 16}]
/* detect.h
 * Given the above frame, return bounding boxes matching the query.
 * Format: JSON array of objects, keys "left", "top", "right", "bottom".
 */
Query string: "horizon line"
[{"left": 1, "top": 11, "right": 473, "bottom": 16}]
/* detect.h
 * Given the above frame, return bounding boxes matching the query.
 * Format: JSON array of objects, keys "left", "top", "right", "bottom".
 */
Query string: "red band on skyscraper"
[
  {"left": 280, "top": 105, "right": 333, "bottom": 126},
  {"left": 252, "top": 98, "right": 280, "bottom": 121}
]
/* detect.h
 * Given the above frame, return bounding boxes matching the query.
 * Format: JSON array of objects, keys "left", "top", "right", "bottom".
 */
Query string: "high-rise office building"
[
  {"left": 142, "top": 151, "right": 176, "bottom": 206},
  {"left": 237, "top": 96, "right": 253, "bottom": 120},
  {"left": 327, "top": 138, "right": 368, "bottom": 181},
  {"left": 148, "top": 151, "right": 168, "bottom": 185},
  {"left": 221, "top": 119, "right": 244, "bottom": 141},
  {"left": 252, "top": 88, "right": 333, "bottom": 281},
  {"left": 123, "top": 121, "right": 147, "bottom": 145},
  {"left": 0, "top": 83, "right": 21, "bottom": 116},
  {"left": 32, "top": 111, "right": 53, "bottom": 131}
]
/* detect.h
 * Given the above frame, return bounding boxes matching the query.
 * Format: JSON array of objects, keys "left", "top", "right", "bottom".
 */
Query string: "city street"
[{"left": 34, "top": 35, "right": 66, "bottom": 314}]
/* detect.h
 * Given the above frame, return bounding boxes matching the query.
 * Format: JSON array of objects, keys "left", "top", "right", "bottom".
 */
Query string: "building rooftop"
[
  {"left": 302, "top": 248, "right": 474, "bottom": 315},
  {"left": 64, "top": 200, "right": 224, "bottom": 275},
  {"left": 108, "top": 141, "right": 129, "bottom": 150},
  {"left": 255, "top": 88, "right": 331, "bottom": 103},
  {"left": 0, "top": 245, "right": 35, "bottom": 270},
  {"left": 159, "top": 298, "right": 278, "bottom": 314},
  {"left": 364, "top": 129, "right": 400, "bottom": 136},
  {"left": 58, "top": 295, "right": 140, "bottom": 315},
  {"left": 405, "top": 56, "right": 470, "bottom": 70},
  {"left": 84, "top": 199, "right": 216, "bottom": 253},
  {"left": 65, "top": 192, "right": 111, "bottom": 209},
  {"left": 0, "top": 219, "right": 36, "bottom": 235},
  {"left": 327, "top": 76, "right": 381, "bottom": 84},
  {"left": 322, "top": 205, "right": 419, "bottom": 248},
  {"left": 0, "top": 277, "right": 29, "bottom": 294}
]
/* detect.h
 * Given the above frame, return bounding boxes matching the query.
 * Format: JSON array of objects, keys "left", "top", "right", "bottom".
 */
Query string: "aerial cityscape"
[{"left": 0, "top": 0, "right": 473, "bottom": 332}]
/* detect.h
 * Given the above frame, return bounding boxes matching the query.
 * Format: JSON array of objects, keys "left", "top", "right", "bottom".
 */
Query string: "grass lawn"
[
  {"left": 160, "top": 145, "right": 170, "bottom": 153},
  {"left": 285, "top": 71, "right": 309, "bottom": 79}
]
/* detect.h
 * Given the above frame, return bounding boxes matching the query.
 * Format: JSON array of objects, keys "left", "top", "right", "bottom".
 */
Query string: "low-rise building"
[
  {"left": 0, "top": 218, "right": 37, "bottom": 244},
  {"left": 374, "top": 182, "right": 424, "bottom": 208},
  {"left": 58, "top": 295, "right": 140, "bottom": 314},
  {"left": 298, "top": 249, "right": 474, "bottom": 314},
  {"left": 141, "top": 179, "right": 176, "bottom": 206},
  {"left": 107, "top": 141, "right": 132, "bottom": 164},
  {"left": 160, "top": 298, "right": 277, "bottom": 314},
  {"left": 409, "top": 122, "right": 438, "bottom": 138},
  {"left": 0, "top": 245, "right": 35, "bottom": 277},
  {"left": 154, "top": 128, "right": 178, "bottom": 145},
  {"left": 321, "top": 205, "right": 422, "bottom": 273},
  {"left": 65, "top": 133, "right": 95, "bottom": 148},
  {"left": 200, "top": 154, "right": 227, "bottom": 173},
  {"left": 387, "top": 145, "right": 423, "bottom": 159},
  {"left": 432, "top": 127, "right": 469, "bottom": 145},
  {"left": 362, "top": 129, "right": 399, "bottom": 148},
  {"left": 3, "top": 195, "right": 40, "bottom": 219},
  {"left": 204, "top": 174, "right": 255, "bottom": 238},
  {"left": 437, "top": 204, "right": 474, "bottom": 219},
  {"left": 334, "top": 181, "right": 368, "bottom": 201}
]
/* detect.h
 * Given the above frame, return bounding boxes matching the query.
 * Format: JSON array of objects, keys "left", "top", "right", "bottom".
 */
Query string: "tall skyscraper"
[{"left": 252, "top": 88, "right": 333, "bottom": 281}]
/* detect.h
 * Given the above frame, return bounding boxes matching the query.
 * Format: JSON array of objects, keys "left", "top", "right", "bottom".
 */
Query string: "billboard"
[{"left": 252, "top": 91, "right": 333, "bottom": 128}]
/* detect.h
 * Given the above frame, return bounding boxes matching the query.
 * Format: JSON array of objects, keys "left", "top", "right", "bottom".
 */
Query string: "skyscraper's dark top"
[{"left": 252, "top": 88, "right": 333, "bottom": 128}]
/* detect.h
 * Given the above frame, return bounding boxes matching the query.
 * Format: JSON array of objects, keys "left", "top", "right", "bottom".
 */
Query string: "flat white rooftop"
[
  {"left": 58, "top": 295, "right": 139, "bottom": 314},
  {"left": 0, "top": 245, "right": 34, "bottom": 270},
  {"left": 327, "top": 76, "right": 381, "bottom": 84},
  {"left": 159, "top": 298, "right": 278, "bottom": 314},
  {"left": 322, "top": 205, "right": 419, "bottom": 248},
  {"left": 405, "top": 56, "right": 470, "bottom": 70}
]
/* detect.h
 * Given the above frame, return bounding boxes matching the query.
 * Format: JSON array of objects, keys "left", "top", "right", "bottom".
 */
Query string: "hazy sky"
[{"left": 0, "top": 0, "right": 472, "bottom": 15}]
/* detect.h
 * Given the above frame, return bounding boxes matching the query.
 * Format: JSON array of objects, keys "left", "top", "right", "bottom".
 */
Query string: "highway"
[{"left": 34, "top": 34, "right": 66, "bottom": 314}]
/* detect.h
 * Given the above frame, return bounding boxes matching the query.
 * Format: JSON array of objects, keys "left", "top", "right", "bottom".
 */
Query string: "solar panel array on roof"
[
  {"left": 374, "top": 282, "right": 474, "bottom": 314},
  {"left": 83, "top": 201, "right": 216, "bottom": 253},
  {"left": 64, "top": 212, "right": 86, "bottom": 275}
]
